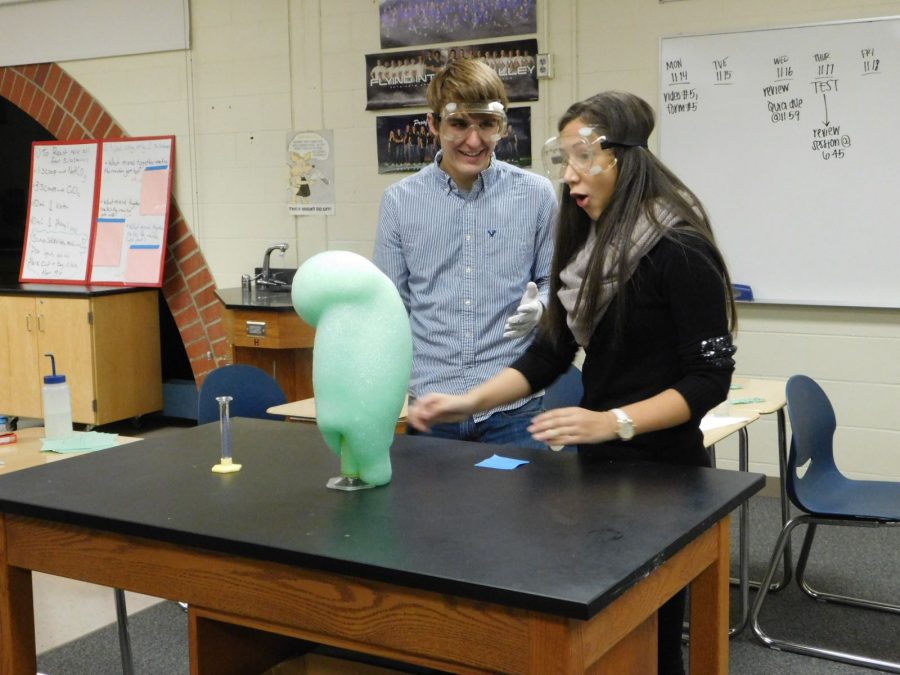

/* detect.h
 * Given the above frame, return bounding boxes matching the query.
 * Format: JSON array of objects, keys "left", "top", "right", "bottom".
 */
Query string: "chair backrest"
[
  {"left": 784, "top": 374, "right": 840, "bottom": 510},
  {"left": 197, "top": 364, "right": 288, "bottom": 425}
]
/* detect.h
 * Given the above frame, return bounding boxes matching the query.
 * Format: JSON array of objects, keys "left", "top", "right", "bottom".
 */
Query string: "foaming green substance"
[{"left": 292, "top": 251, "right": 412, "bottom": 486}]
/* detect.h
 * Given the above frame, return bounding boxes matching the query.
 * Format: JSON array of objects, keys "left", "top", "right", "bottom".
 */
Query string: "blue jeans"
[{"left": 407, "top": 396, "right": 548, "bottom": 451}]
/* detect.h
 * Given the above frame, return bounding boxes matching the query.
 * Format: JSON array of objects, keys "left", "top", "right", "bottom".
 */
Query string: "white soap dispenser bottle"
[{"left": 42, "top": 353, "right": 73, "bottom": 439}]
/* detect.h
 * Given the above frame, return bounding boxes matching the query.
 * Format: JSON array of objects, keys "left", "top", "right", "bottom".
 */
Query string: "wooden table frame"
[{"left": 0, "top": 512, "right": 731, "bottom": 674}]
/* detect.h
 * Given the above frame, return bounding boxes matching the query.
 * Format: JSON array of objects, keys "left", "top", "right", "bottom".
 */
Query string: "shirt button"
[
  {"left": 464, "top": 299, "right": 471, "bottom": 305},
  {"left": 465, "top": 267, "right": 471, "bottom": 273},
  {"left": 465, "top": 235, "right": 471, "bottom": 241}
]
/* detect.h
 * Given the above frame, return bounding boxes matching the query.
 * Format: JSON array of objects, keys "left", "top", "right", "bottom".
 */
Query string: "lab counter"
[
  {"left": 0, "top": 286, "right": 162, "bottom": 425},
  {"left": 0, "top": 282, "right": 148, "bottom": 298},
  {"left": 216, "top": 287, "right": 315, "bottom": 401},
  {"left": 216, "top": 285, "right": 296, "bottom": 311}
]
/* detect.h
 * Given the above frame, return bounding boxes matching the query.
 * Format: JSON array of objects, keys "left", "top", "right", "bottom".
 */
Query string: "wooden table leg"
[
  {"left": 689, "top": 516, "right": 730, "bottom": 674},
  {"left": 0, "top": 515, "right": 37, "bottom": 675},
  {"left": 587, "top": 612, "right": 657, "bottom": 674}
]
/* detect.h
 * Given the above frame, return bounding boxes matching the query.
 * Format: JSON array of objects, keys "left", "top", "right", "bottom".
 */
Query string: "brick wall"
[{"left": 0, "top": 63, "right": 224, "bottom": 385}]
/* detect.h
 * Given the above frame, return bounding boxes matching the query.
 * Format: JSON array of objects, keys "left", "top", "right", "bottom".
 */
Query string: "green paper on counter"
[
  {"left": 729, "top": 396, "right": 766, "bottom": 405},
  {"left": 42, "top": 431, "right": 119, "bottom": 453}
]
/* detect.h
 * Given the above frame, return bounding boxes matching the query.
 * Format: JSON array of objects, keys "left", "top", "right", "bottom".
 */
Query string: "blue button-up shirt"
[{"left": 375, "top": 152, "right": 557, "bottom": 420}]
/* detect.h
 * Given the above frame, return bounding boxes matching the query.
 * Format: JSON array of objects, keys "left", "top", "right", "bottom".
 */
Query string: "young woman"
[{"left": 407, "top": 91, "right": 737, "bottom": 675}]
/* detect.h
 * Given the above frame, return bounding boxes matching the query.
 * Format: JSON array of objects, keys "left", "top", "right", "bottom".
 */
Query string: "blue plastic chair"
[
  {"left": 543, "top": 363, "right": 583, "bottom": 451},
  {"left": 197, "top": 364, "right": 287, "bottom": 425},
  {"left": 543, "top": 363, "right": 584, "bottom": 410},
  {"left": 750, "top": 374, "right": 900, "bottom": 672}
]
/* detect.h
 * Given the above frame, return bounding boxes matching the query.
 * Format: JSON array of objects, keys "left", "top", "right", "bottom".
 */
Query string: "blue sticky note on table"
[{"left": 475, "top": 454, "right": 529, "bottom": 470}]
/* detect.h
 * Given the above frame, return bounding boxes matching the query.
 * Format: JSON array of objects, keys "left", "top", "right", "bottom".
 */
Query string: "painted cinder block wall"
[{"left": 3, "top": 0, "right": 898, "bottom": 481}]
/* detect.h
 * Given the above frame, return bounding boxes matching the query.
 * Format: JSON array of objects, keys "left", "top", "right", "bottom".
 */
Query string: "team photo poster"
[
  {"left": 366, "top": 38, "right": 538, "bottom": 111},
  {"left": 375, "top": 106, "right": 533, "bottom": 174},
  {"left": 379, "top": 0, "right": 536, "bottom": 49}
]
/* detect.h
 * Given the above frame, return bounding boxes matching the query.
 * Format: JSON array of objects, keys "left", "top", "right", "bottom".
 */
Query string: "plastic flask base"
[
  {"left": 212, "top": 458, "right": 242, "bottom": 473},
  {"left": 326, "top": 476, "right": 374, "bottom": 491}
]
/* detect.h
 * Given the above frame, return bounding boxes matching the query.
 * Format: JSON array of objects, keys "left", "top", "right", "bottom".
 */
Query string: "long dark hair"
[{"left": 543, "top": 91, "right": 737, "bottom": 346}]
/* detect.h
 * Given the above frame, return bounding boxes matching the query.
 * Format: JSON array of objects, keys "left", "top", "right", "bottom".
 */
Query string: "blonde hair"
[{"left": 426, "top": 59, "right": 509, "bottom": 113}]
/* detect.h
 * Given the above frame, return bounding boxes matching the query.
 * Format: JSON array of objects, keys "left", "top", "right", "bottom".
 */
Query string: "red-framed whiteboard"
[
  {"left": 19, "top": 135, "right": 175, "bottom": 287},
  {"left": 19, "top": 140, "right": 101, "bottom": 284}
]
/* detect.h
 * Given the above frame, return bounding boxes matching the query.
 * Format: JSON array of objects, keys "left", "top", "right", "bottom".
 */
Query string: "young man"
[{"left": 374, "top": 59, "right": 557, "bottom": 449}]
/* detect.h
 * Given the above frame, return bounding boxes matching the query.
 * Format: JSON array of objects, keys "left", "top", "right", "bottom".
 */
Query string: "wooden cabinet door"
[
  {"left": 90, "top": 290, "right": 162, "bottom": 424},
  {"left": 35, "top": 297, "right": 96, "bottom": 423},
  {"left": 0, "top": 296, "right": 42, "bottom": 416}
]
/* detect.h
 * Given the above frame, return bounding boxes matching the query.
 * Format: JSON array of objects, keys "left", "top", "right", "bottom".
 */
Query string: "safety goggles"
[
  {"left": 434, "top": 101, "right": 508, "bottom": 143},
  {"left": 541, "top": 127, "right": 639, "bottom": 181}
]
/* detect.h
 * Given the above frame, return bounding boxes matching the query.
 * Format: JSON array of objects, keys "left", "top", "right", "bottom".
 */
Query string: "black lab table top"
[{"left": 0, "top": 418, "right": 763, "bottom": 620}]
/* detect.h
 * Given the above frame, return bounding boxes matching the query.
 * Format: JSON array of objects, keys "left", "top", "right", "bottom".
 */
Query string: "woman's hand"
[
  {"left": 407, "top": 369, "right": 534, "bottom": 432},
  {"left": 528, "top": 407, "right": 617, "bottom": 445},
  {"left": 407, "top": 393, "right": 476, "bottom": 431}
]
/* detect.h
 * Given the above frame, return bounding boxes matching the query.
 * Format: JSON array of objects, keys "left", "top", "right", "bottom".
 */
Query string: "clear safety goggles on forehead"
[
  {"left": 434, "top": 101, "right": 508, "bottom": 143},
  {"left": 541, "top": 127, "right": 642, "bottom": 181}
]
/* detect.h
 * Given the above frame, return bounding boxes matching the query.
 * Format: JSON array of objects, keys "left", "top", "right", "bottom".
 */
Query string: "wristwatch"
[{"left": 610, "top": 408, "right": 635, "bottom": 441}]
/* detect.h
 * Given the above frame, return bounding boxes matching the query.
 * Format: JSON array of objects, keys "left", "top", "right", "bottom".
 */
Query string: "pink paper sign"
[
  {"left": 91, "top": 220, "right": 125, "bottom": 266},
  {"left": 125, "top": 246, "right": 162, "bottom": 284},
  {"left": 139, "top": 169, "right": 170, "bottom": 216}
]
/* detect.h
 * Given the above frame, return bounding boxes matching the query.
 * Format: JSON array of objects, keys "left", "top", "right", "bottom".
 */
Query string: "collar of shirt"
[{"left": 431, "top": 149, "right": 502, "bottom": 195}]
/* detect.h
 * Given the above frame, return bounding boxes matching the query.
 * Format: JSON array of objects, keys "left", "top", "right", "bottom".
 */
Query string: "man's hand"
[{"left": 503, "top": 281, "right": 543, "bottom": 339}]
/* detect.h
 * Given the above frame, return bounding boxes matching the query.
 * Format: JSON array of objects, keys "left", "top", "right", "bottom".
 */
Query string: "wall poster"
[
  {"left": 376, "top": 106, "right": 533, "bottom": 174},
  {"left": 379, "top": 0, "right": 536, "bottom": 48},
  {"left": 365, "top": 38, "right": 538, "bottom": 111},
  {"left": 287, "top": 130, "right": 335, "bottom": 216}
]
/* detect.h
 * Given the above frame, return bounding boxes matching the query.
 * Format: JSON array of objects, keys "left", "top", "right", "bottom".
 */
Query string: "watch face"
[{"left": 612, "top": 408, "right": 634, "bottom": 440}]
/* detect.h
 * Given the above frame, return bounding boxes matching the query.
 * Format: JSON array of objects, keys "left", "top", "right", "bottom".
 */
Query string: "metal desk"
[
  {"left": 702, "top": 411, "right": 761, "bottom": 636},
  {"left": 728, "top": 377, "right": 791, "bottom": 591}
]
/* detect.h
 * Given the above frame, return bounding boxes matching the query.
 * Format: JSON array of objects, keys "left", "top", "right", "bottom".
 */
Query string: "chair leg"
[
  {"left": 768, "top": 408, "right": 794, "bottom": 592},
  {"left": 752, "top": 516, "right": 900, "bottom": 673},
  {"left": 796, "top": 521, "right": 900, "bottom": 614},
  {"left": 706, "top": 436, "right": 751, "bottom": 638},
  {"left": 729, "top": 412, "right": 792, "bottom": 594},
  {"left": 114, "top": 588, "right": 135, "bottom": 675}
]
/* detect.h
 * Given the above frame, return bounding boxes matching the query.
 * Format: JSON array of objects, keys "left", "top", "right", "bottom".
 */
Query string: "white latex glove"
[{"left": 503, "top": 281, "right": 543, "bottom": 339}]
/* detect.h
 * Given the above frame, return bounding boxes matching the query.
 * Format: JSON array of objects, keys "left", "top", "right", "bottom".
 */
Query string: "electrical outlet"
[{"left": 536, "top": 53, "right": 554, "bottom": 79}]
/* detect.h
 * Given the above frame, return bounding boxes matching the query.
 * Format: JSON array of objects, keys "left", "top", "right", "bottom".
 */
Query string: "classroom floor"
[
  {"left": 13, "top": 415, "right": 190, "bottom": 654},
  {"left": 34, "top": 575, "right": 163, "bottom": 654}
]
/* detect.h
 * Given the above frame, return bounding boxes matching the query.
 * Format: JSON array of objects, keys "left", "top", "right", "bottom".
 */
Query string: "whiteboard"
[
  {"left": 0, "top": 0, "right": 189, "bottom": 68},
  {"left": 20, "top": 136, "right": 174, "bottom": 287},
  {"left": 89, "top": 137, "right": 174, "bottom": 286},
  {"left": 20, "top": 141, "right": 99, "bottom": 283},
  {"left": 659, "top": 17, "right": 900, "bottom": 308}
]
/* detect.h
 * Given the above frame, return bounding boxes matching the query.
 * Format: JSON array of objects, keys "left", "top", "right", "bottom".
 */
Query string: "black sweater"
[{"left": 512, "top": 234, "right": 735, "bottom": 466}]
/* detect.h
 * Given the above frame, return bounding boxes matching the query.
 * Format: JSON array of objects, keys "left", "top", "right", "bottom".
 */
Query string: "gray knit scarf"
[{"left": 558, "top": 202, "right": 680, "bottom": 346}]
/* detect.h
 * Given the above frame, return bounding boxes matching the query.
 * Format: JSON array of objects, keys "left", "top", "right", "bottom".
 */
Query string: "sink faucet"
[{"left": 258, "top": 242, "right": 289, "bottom": 286}]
